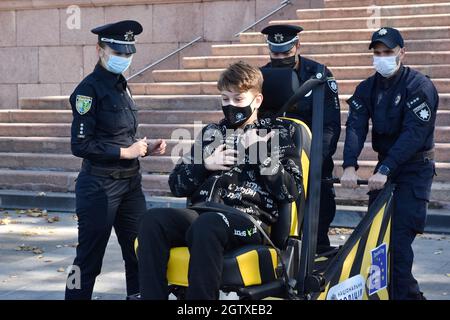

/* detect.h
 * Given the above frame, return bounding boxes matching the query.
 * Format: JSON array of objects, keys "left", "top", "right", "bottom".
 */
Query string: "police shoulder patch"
[
  {"left": 413, "top": 102, "right": 431, "bottom": 122},
  {"left": 406, "top": 91, "right": 432, "bottom": 122},
  {"left": 75, "top": 95, "right": 93, "bottom": 115},
  {"left": 327, "top": 78, "right": 338, "bottom": 94}
]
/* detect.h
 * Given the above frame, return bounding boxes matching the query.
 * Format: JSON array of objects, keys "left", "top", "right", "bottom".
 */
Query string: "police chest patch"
[
  {"left": 327, "top": 79, "right": 338, "bottom": 93},
  {"left": 75, "top": 95, "right": 93, "bottom": 115},
  {"left": 413, "top": 102, "right": 431, "bottom": 122}
]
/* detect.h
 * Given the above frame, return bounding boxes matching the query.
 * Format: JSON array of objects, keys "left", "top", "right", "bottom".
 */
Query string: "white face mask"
[{"left": 373, "top": 52, "right": 401, "bottom": 78}]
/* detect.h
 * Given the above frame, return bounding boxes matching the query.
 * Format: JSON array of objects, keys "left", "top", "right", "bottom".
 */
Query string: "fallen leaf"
[
  {"left": 32, "top": 248, "right": 44, "bottom": 255},
  {"left": 26, "top": 208, "right": 48, "bottom": 218},
  {"left": 47, "top": 216, "right": 60, "bottom": 223},
  {"left": 15, "top": 244, "right": 44, "bottom": 255},
  {"left": 0, "top": 218, "right": 11, "bottom": 225},
  {"left": 57, "top": 268, "right": 65, "bottom": 273},
  {"left": 44, "top": 260, "right": 53, "bottom": 263},
  {"left": 21, "top": 230, "right": 40, "bottom": 237}
]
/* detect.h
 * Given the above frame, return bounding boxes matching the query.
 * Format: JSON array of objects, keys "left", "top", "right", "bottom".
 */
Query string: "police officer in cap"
[
  {"left": 261, "top": 24, "right": 341, "bottom": 252},
  {"left": 65, "top": 20, "right": 167, "bottom": 300},
  {"left": 341, "top": 27, "right": 438, "bottom": 300}
]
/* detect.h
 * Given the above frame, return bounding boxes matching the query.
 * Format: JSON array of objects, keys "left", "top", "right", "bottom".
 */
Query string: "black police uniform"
[
  {"left": 343, "top": 27, "right": 438, "bottom": 300},
  {"left": 65, "top": 20, "right": 146, "bottom": 300},
  {"left": 138, "top": 118, "right": 303, "bottom": 299},
  {"left": 261, "top": 24, "right": 341, "bottom": 249}
]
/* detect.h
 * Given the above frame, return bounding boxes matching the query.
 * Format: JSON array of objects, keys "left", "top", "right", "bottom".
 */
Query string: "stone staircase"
[{"left": 1, "top": 0, "right": 450, "bottom": 206}]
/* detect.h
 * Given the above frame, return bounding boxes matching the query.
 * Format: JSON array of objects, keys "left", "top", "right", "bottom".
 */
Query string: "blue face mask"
[{"left": 104, "top": 53, "right": 133, "bottom": 74}]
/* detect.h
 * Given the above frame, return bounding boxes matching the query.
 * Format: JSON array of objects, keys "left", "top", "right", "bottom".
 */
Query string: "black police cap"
[
  {"left": 91, "top": 20, "right": 143, "bottom": 54},
  {"left": 369, "top": 27, "right": 404, "bottom": 50},
  {"left": 261, "top": 24, "right": 303, "bottom": 53}
]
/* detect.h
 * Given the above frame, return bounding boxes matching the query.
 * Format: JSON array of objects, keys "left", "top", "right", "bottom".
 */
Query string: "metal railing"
[
  {"left": 127, "top": 0, "right": 292, "bottom": 81},
  {"left": 127, "top": 36, "right": 202, "bottom": 81},
  {"left": 234, "top": 0, "right": 292, "bottom": 37}
]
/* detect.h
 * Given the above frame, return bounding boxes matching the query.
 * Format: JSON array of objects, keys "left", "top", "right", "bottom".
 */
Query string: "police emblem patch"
[
  {"left": 124, "top": 30, "right": 134, "bottom": 41},
  {"left": 378, "top": 28, "right": 388, "bottom": 36},
  {"left": 75, "top": 95, "right": 93, "bottom": 115},
  {"left": 413, "top": 102, "right": 431, "bottom": 122},
  {"left": 274, "top": 33, "right": 284, "bottom": 43},
  {"left": 327, "top": 79, "right": 338, "bottom": 93}
]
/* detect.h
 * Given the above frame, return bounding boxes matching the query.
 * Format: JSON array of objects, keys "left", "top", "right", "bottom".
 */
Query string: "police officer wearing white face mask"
[
  {"left": 65, "top": 20, "right": 167, "bottom": 300},
  {"left": 341, "top": 27, "right": 438, "bottom": 300}
]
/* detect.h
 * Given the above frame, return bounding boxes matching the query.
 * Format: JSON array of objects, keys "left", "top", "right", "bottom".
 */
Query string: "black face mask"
[
  {"left": 222, "top": 99, "right": 256, "bottom": 128},
  {"left": 270, "top": 55, "right": 297, "bottom": 69}
]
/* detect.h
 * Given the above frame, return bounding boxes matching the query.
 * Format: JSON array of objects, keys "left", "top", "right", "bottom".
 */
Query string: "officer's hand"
[
  {"left": 121, "top": 137, "right": 148, "bottom": 159},
  {"left": 146, "top": 139, "right": 167, "bottom": 156},
  {"left": 204, "top": 144, "right": 238, "bottom": 171},
  {"left": 341, "top": 167, "right": 360, "bottom": 189},
  {"left": 368, "top": 172, "right": 387, "bottom": 191}
]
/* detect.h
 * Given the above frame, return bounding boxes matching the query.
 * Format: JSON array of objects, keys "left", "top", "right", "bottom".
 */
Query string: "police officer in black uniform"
[
  {"left": 65, "top": 20, "right": 166, "bottom": 300},
  {"left": 260, "top": 24, "right": 341, "bottom": 251},
  {"left": 341, "top": 27, "right": 438, "bottom": 300}
]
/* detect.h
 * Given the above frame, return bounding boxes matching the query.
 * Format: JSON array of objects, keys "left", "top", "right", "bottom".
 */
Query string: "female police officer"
[{"left": 65, "top": 20, "right": 166, "bottom": 300}]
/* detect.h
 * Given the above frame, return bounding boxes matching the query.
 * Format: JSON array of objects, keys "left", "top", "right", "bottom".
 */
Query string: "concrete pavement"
[{"left": 0, "top": 209, "right": 449, "bottom": 300}]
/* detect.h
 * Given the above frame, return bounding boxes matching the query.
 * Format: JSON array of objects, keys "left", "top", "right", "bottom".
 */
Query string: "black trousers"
[
  {"left": 369, "top": 160, "right": 434, "bottom": 300},
  {"left": 65, "top": 171, "right": 146, "bottom": 300},
  {"left": 317, "top": 156, "right": 337, "bottom": 248},
  {"left": 137, "top": 208, "right": 263, "bottom": 300}
]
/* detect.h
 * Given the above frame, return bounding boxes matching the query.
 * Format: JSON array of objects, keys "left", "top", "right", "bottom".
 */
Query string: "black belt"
[
  {"left": 379, "top": 149, "right": 435, "bottom": 163},
  {"left": 82, "top": 161, "right": 140, "bottom": 179}
]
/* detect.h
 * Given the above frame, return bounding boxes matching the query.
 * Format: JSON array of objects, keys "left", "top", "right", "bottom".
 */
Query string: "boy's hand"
[{"left": 204, "top": 144, "right": 238, "bottom": 171}]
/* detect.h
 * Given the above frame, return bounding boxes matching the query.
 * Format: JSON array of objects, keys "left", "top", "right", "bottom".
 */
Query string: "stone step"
[
  {"left": 129, "top": 78, "right": 450, "bottom": 96},
  {"left": 0, "top": 169, "right": 167, "bottom": 194},
  {"left": 152, "top": 65, "right": 450, "bottom": 83},
  {"left": 181, "top": 52, "right": 450, "bottom": 69},
  {"left": 269, "top": 13, "right": 450, "bottom": 31},
  {"left": 296, "top": 3, "right": 450, "bottom": 19},
  {"left": 211, "top": 40, "right": 450, "bottom": 56},
  {"left": 0, "top": 137, "right": 448, "bottom": 166},
  {"left": 3, "top": 109, "right": 450, "bottom": 126},
  {"left": 0, "top": 110, "right": 223, "bottom": 124},
  {"left": 335, "top": 142, "right": 450, "bottom": 162},
  {"left": 17, "top": 94, "right": 450, "bottom": 111},
  {"left": 1, "top": 168, "right": 448, "bottom": 202},
  {"left": 0, "top": 137, "right": 193, "bottom": 155},
  {"left": 333, "top": 160, "right": 450, "bottom": 181},
  {"left": 19, "top": 95, "right": 223, "bottom": 111},
  {"left": 324, "top": 0, "right": 450, "bottom": 9},
  {"left": 0, "top": 154, "right": 449, "bottom": 182},
  {"left": 0, "top": 123, "right": 449, "bottom": 143},
  {"left": 240, "top": 27, "right": 450, "bottom": 43}
]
